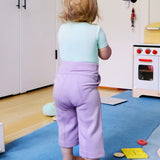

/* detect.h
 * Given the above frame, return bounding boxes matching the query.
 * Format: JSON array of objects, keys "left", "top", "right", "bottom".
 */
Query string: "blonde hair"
[{"left": 59, "top": 0, "right": 99, "bottom": 23}]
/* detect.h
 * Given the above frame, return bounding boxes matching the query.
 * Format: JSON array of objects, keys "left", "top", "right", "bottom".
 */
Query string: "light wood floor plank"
[{"left": 0, "top": 86, "right": 124, "bottom": 144}]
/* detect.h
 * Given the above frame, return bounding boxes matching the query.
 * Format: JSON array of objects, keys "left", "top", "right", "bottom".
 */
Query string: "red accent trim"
[
  {"left": 153, "top": 50, "right": 158, "bottom": 55},
  {"left": 137, "top": 49, "right": 142, "bottom": 54},
  {"left": 137, "top": 139, "right": 147, "bottom": 145},
  {"left": 139, "top": 59, "right": 152, "bottom": 62},
  {"left": 145, "top": 49, "right": 151, "bottom": 54}
]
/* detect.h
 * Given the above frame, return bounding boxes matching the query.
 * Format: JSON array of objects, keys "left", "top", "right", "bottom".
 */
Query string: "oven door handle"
[{"left": 139, "top": 59, "right": 152, "bottom": 62}]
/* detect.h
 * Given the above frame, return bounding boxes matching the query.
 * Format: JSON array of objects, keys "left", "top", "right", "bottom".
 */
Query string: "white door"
[
  {"left": 0, "top": 0, "right": 20, "bottom": 97},
  {"left": 97, "top": 0, "right": 149, "bottom": 89},
  {"left": 20, "top": 0, "right": 56, "bottom": 92},
  {"left": 55, "top": 0, "right": 62, "bottom": 72}
]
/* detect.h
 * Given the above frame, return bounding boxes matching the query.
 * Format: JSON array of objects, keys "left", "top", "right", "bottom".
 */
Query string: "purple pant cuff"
[
  {"left": 59, "top": 141, "right": 79, "bottom": 148},
  {"left": 80, "top": 150, "right": 105, "bottom": 159}
]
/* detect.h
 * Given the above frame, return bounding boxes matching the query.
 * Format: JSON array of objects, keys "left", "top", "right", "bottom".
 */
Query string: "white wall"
[
  {"left": 98, "top": 0, "right": 149, "bottom": 89},
  {"left": 149, "top": 0, "right": 160, "bottom": 23},
  {"left": 55, "top": 0, "right": 160, "bottom": 89}
]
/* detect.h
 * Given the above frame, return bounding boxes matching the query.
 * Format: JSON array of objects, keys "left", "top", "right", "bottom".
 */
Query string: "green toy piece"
[{"left": 42, "top": 103, "right": 56, "bottom": 116}]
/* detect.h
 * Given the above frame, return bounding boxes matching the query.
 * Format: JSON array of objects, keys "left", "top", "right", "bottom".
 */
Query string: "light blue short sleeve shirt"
[{"left": 58, "top": 22, "right": 108, "bottom": 64}]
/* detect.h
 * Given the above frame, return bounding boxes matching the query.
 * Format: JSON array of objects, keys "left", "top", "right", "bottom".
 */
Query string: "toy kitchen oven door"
[{"left": 133, "top": 44, "right": 160, "bottom": 98}]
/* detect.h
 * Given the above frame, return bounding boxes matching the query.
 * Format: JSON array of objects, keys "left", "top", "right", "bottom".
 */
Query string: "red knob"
[
  {"left": 137, "top": 49, "right": 142, "bottom": 54},
  {"left": 145, "top": 49, "right": 151, "bottom": 54},
  {"left": 152, "top": 50, "right": 158, "bottom": 55}
]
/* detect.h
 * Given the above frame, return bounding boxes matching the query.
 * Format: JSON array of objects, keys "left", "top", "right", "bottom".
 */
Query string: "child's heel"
[{"left": 73, "top": 156, "right": 85, "bottom": 160}]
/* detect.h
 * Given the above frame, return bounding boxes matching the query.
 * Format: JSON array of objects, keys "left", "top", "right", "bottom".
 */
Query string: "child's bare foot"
[
  {"left": 52, "top": 116, "right": 57, "bottom": 121},
  {"left": 73, "top": 156, "right": 85, "bottom": 160},
  {"left": 157, "top": 148, "right": 160, "bottom": 158}
]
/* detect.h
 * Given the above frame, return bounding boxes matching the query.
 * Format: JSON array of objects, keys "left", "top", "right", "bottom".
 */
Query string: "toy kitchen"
[
  {"left": 133, "top": 23, "right": 160, "bottom": 98},
  {"left": 133, "top": 44, "right": 160, "bottom": 97}
]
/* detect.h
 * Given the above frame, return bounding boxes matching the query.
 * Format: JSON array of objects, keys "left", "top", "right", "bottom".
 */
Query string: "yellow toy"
[{"left": 121, "top": 148, "right": 148, "bottom": 159}]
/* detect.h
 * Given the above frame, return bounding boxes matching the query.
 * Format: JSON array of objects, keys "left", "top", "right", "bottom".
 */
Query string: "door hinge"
[{"left": 55, "top": 50, "right": 58, "bottom": 60}]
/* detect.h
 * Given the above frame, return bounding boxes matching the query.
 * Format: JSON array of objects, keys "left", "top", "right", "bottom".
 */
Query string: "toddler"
[{"left": 53, "top": 0, "right": 112, "bottom": 160}]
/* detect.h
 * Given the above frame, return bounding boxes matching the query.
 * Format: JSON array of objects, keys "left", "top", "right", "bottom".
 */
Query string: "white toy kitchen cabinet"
[{"left": 133, "top": 44, "right": 160, "bottom": 98}]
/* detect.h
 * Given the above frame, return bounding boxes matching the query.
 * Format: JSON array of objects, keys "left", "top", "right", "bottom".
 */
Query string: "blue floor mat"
[
  {"left": 135, "top": 125, "right": 160, "bottom": 160},
  {"left": 101, "top": 90, "right": 160, "bottom": 160},
  {"left": 0, "top": 90, "right": 160, "bottom": 160}
]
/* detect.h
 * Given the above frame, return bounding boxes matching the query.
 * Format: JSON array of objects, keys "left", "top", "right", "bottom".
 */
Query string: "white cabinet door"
[
  {"left": 55, "top": 0, "right": 62, "bottom": 72},
  {"left": 98, "top": 0, "right": 148, "bottom": 89},
  {"left": 20, "top": 0, "right": 56, "bottom": 92},
  {"left": 149, "top": 0, "right": 160, "bottom": 23},
  {"left": 0, "top": 0, "right": 20, "bottom": 97}
]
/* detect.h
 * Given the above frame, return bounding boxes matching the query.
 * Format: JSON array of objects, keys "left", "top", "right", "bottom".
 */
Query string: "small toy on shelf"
[
  {"left": 131, "top": 7, "right": 136, "bottom": 31},
  {"left": 131, "top": 0, "right": 137, "bottom": 3}
]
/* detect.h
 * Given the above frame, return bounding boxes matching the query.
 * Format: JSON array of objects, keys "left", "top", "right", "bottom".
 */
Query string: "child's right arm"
[
  {"left": 97, "top": 26, "right": 112, "bottom": 60},
  {"left": 98, "top": 45, "right": 112, "bottom": 60}
]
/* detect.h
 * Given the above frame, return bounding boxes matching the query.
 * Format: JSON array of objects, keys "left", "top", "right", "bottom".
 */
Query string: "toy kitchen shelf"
[{"left": 146, "top": 27, "right": 160, "bottom": 30}]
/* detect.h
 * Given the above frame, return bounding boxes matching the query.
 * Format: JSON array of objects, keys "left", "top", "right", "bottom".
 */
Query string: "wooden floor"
[{"left": 0, "top": 86, "right": 124, "bottom": 144}]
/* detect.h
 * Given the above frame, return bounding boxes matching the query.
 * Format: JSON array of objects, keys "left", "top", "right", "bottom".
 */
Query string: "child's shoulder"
[
  {"left": 60, "top": 22, "right": 100, "bottom": 27},
  {"left": 58, "top": 22, "right": 102, "bottom": 34},
  {"left": 87, "top": 23, "right": 102, "bottom": 32},
  {"left": 88, "top": 23, "right": 100, "bottom": 28}
]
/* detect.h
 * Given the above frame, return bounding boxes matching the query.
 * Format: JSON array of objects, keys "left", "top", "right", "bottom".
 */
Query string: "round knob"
[
  {"left": 152, "top": 50, "right": 158, "bottom": 55},
  {"left": 137, "top": 49, "right": 142, "bottom": 54},
  {"left": 145, "top": 49, "right": 151, "bottom": 54}
]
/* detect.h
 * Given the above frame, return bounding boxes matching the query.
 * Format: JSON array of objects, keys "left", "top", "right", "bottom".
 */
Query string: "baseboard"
[
  {"left": 98, "top": 86, "right": 126, "bottom": 90},
  {"left": 0, "top": 123, "right": 5, "bottom": 153}
]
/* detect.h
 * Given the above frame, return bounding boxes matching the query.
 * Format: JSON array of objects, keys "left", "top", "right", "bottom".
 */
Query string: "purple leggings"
[{"left": 53, "top": 61, "right": 105, "bottom": 159}]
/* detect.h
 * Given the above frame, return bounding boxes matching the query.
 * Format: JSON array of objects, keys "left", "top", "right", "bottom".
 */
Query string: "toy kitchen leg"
[
  {"left": 0, "top": 122, "right": 5, "bottom": 153},
  {"left": 133, "top": 88, "right": 159, "bottom": 98}
]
